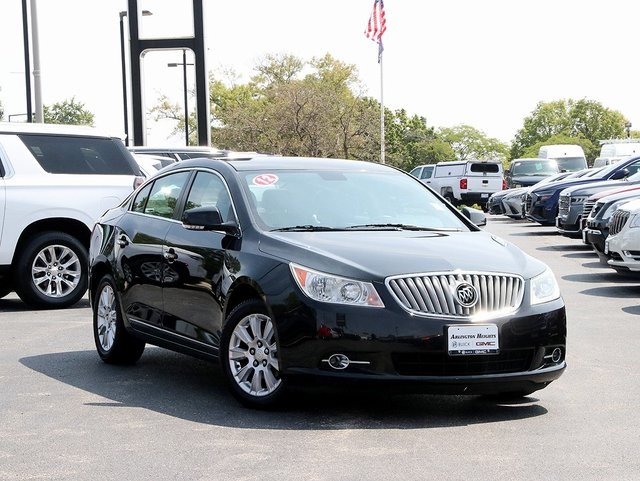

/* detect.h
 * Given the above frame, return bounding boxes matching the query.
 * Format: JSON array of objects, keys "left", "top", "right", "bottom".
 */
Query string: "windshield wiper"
[
  {"left": 345, "top": 223, "right": 462, "bottom": 232},
  {"left": 270, "top": 225, "right": 344, "bottom": 232}
]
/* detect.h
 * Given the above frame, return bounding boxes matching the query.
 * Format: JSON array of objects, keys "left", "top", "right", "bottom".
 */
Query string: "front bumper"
[
  {"left": 278, "top": 299, "right": 567, "bottom": 395},
  {"left": 525, "top": 193, "right": 557, "bottom": 226},
  {"left": 605, "top": 231, "right": 640, "bottom": 272},
  {"left": 555, "top": 215, "right": 582, "bottom": 238}
]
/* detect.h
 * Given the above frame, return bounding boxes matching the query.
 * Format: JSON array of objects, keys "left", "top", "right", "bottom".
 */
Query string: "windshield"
[
  {"left": 511, "top": 160, "right": 559, "bottom": 176},
  {"left": 241, "top": 170, "right": 470, "bottom": 231},
  {"left": 554, "top": 157, "right": 587, "bottom": 172}
]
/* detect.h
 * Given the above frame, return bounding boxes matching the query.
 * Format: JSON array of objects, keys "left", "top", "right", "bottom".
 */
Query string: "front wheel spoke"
[
  {"left": 250, "top": 369, "right": 264, "bottom": 394},
  {"left": 234, "top": 325, "right": 255, "bottom": 346},
  {"left": 269, "top": 356, "right": 280, "bottom": 372},
  {"left": 229, "top": 346, "right": 248, "bottom": 362},
  {"left": 263, "top": 366, "right": 278, "bottom": 390},
  {"left": 262, "top": 321, "right": 274, "bottom": 343},
  {"left": 248, "top": 315, "right": 263, "bottom": 339},
  {"left": 235, "top": 363, "right": 253, "bottom": 383}
]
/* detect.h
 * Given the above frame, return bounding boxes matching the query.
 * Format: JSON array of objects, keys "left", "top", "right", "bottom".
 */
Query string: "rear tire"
[
  {"left": 93, "top": 274, "right": 145, "bottom": 365},
  {"left": 13, "top": 232, "right": 88, "bottom": 309}
]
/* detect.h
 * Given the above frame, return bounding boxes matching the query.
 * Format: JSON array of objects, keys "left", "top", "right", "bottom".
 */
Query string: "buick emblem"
[{"left": 455, "top": 282, "right": 478, "bottom": 308}]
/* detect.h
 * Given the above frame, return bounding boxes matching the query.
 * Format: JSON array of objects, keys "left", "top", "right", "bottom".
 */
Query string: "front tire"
[
  {"left": 220, "top": 299, "right": 286, "bottom": 408},
  {"left": 93, "top": 274, "right": 145, "bottom": 365},
  {"left": 14, "top": 232, "right": 88, "bottom": 309}
]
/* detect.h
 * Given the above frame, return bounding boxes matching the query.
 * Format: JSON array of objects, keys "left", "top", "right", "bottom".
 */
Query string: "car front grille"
[
  {"left": 583, "top": 200, "right": 596, "bottom": 218},
  {"left": 609, "top": 210, "right": 630, "bottom": 236},
  {"left": 524, "top": 194, "right": 532, "bottom": 212},
  {"left": 386, "top": 272, "right": 525, "bottom": 318},
  {"left": 558, "top": 195, "right": 570, "bottom": 215},
  {"left": 392, "top": 349, "right": 534, "bottom": 376}
]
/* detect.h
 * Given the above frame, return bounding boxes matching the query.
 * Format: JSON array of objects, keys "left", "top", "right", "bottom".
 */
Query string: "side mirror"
[
  {"left": 610, "top": 169, "right": 629, "bottom": 180},
  {"left": 182, "top": 206, "right": 241, "bottom": 237},
  {"left": 461, "top": 206, "right": 487, "bottom": 227}
]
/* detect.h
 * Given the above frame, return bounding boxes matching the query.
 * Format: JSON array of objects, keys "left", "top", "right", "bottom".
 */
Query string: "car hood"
[
  {"left": 258, "top": 230, "right": 546, "bottom": 281},
  {"left": 531, "top": 177, "right": 605, "bottom": 195},
  {"left": 511, "top": 175, "right": 552, "bottom": 186},
  {"left": 563, "top": 179, "right": 640, "bottom": 196}
]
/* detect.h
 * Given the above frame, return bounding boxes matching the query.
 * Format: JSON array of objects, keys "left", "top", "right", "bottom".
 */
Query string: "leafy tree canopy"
[
  {"left": 43, "top": 97, "right": 94, "bottom": 126},
  {"left": 511, "top": 98, "right": 628, "bottom": 161},
  {"left": 439, "top": 125, "right": 509, "bottom": 165}
]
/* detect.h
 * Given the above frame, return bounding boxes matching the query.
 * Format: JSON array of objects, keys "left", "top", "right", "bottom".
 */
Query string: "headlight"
[
  {"left": 570, "top": 196, "right": 588, "bottom": 204},
  {"left": 290, "top": 263, "right": 384, "bottom": 307},
  {"left": 603, "top": 201, "right": 625, "bottom": 221},
  {"left": 530, "top": 267, "right": 561, "bottom": 305},
  {"left": 629, "top": 213, "right": 640, "bottom": 229}
]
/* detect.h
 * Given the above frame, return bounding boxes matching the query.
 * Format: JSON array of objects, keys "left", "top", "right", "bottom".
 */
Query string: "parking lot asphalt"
[{"left": 1, "top": 215, "right": 639, "bottom": 481}]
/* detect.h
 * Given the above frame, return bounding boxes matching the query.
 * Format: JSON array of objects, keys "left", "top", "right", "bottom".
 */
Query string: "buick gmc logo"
[{"left": 455, "top": 282, "right": 479, "bottom": 308}]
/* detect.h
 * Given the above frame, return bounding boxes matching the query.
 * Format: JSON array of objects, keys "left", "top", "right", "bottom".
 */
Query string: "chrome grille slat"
[
  {"left": 387, "top": 272, "right": 525, "bottom": 319},
  {"left": 609, "top": 210, "right": 630, "bottom": 236}
]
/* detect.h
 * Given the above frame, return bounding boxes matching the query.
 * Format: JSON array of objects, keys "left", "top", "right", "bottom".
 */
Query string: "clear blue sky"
[{"left": 1, "top": 0, "right": 639, "bottom": 145}]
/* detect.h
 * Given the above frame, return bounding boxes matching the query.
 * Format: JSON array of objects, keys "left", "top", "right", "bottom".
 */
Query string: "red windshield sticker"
[{"left": 253, "top": 174, "right": 279, "bottom": 186}]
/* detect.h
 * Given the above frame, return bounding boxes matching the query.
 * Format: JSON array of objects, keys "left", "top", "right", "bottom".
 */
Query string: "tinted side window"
[
  {"left": 144, "top": 172, "right": 191, "bottom": 219},
  {"left": 184, "top": 171, "right": 234, "bottom": 222},
  {"left": 131, "top": 183, "right": 153, "bottom": 213},
  {"left": 469, "top": 163, "right": 500, "bottom": 173},
  {"left": 19, "top": 134, "right": 137, "bottom": 175}
]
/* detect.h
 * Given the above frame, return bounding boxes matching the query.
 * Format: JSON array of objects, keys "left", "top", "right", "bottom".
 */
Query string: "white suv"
[{"left": 0, "top": 122, "right": 143, "bottom": 308}]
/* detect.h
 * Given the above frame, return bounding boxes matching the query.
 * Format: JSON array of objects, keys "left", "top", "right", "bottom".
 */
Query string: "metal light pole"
[
  {"left": 119, "top": 9, "right": 152, "bottom": 145},
  {"left": 168, "top": 50, "right": 194, "bottom": 146}
]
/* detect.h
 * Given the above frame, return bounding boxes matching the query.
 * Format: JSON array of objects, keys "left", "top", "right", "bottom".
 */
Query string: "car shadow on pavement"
[
  {"left": 576, "top": 284, "right": 640, "bottom": 299},
  {"left": 19, "top": 348, "right": 548, "bottom": 429},
  {"left": 0, "top": 295, "right": 90, "bottom": 312},
  {"left": 562, "top": 272, "right": 640, "bottom": 284}
]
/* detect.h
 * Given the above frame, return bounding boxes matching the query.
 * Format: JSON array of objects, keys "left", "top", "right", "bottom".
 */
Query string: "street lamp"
[
  {"left": 119, "top": 9, "right": 152, "bottom": 146},
  {"left": 168, "top": 49, "right": 194, "bottom": 146}
]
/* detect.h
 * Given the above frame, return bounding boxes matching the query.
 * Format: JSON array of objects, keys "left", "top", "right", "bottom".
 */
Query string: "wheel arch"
[
  {"left": 12, "top": 218, "right": 91, "bottom": 266},
  {"left": 224, "top": 280, "right": 266, "bottom": 322}
]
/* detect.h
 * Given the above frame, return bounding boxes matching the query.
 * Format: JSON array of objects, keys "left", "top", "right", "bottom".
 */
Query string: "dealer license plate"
[
  {"left": 604, "top": 239, "right": 609, "bottom": 255},
  {"left": 448, "top": 324, "right": 499, "bottom": 356}
]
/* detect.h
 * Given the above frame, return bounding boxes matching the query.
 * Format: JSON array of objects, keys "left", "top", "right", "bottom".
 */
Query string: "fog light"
[
  {"left": 328, "top": 354, "right": 350, "bottom": 370},
  {"left": 551, "top": 348, "right": 562, "bottom": 363}
]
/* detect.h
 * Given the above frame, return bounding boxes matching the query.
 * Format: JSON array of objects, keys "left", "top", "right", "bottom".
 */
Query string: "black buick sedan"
[{"left": 89, "top": 156, "right": 566, "bottom": 408}]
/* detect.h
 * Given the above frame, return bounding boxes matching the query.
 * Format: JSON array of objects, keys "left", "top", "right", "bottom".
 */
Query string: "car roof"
[
  {"left": 165, "top": 155, "right": 394, "bottom": 173},
  {"left": 0, "top": 121, "right": 122, "bottom": 138}
]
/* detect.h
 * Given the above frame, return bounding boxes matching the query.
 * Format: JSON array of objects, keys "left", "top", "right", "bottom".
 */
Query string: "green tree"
[
  {"left": 207, "top": 53, "right": 381, "bottom": 159},
  {"left": 511, "top": 99, "right": 628, "bottom": 161},
  {"left": 43, "top": 97, "right": 94, "bottom": 126},
  {"left": 439, "top": 125, "right": 509, "bottom": 164}
]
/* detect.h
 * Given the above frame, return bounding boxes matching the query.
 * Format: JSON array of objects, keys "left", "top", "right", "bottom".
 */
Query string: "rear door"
[{"left": 115, "top": 170, "right": 191, "bottom": 330}]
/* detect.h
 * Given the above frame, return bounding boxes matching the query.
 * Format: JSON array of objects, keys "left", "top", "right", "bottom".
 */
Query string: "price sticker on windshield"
[{"left": 252, "top": 174, "right": 279, "bottom": 186}]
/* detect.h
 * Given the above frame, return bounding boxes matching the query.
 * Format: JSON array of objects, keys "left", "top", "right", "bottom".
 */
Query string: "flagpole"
[{"left": 379, "top": 47, "right": 385, "bottom": 164}]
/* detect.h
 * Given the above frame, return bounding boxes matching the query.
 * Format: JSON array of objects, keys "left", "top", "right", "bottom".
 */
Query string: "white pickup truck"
[{"left": 412, "top": 160, "right": 505, "bottom": 209}]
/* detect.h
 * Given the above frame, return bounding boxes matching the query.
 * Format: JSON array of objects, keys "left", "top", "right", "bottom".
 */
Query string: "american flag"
[{"left": 364, "top": 0, "right": 386, "bottom": 62}]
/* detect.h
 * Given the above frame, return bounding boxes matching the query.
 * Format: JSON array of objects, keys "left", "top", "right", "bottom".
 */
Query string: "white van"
[
  {"left": 538, "top": 144, "right": 587, "bottom": 172},
  {"left": 593, "top": 140, "right": 640, "bottom": 168}
]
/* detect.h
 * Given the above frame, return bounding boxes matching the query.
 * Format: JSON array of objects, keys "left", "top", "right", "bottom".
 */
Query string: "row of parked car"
[{"left": 489, "top": 145, "right": 640, "bottom": 275}]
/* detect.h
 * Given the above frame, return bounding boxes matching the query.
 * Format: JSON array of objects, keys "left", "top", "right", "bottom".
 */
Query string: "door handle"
[{"left": 117, "top": 235, "right": 129, "bottom": 247}]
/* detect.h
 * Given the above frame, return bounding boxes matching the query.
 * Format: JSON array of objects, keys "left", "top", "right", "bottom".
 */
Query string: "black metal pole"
[
  {"left": 119, "top": 11, "right": 129, "bottom": 145},
  {"left": 21, "top": 0, "right": 33, "bottom": 122},
  {"left": 183, "top": 49, "right": 189, "bottom": 146}
]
